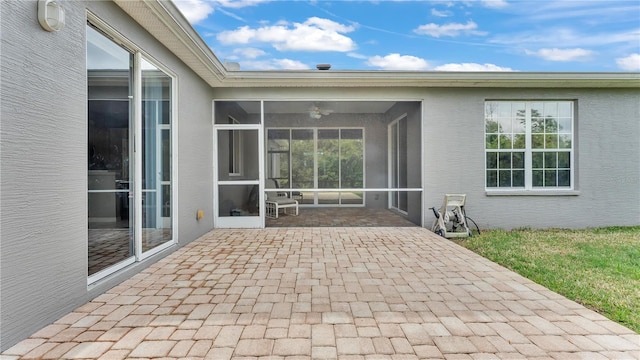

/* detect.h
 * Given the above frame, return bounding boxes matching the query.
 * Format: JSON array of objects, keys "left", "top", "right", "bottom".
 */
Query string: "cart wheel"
[{"left": 436, "top": 229, "right": 445, "bottom": 237}]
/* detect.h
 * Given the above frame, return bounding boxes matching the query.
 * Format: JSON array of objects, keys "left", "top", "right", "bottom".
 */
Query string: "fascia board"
[{"left": 220, "top": 71, "right": 640, "bottom": 88}]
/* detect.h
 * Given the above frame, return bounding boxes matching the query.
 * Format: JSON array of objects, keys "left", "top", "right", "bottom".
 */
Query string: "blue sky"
[{"left": 173, "top": 0, "right": 640, "bottom": 72}]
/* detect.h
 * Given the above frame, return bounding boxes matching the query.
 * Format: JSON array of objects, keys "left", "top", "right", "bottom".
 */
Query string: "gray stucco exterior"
[{"left": 1, "top": 0, "right": 639, "bottom": 352}]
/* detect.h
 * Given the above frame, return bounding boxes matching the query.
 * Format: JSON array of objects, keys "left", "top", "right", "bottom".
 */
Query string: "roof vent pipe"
[{"left": 316, "top": 64, "right": 331, "bottom": 70}]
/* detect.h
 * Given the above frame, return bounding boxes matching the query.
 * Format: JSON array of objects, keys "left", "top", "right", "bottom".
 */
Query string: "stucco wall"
[
  {"left": 422, "top": 88, "right": 640, "bottom": 230},
  {"left": 0, "top": 1, "right": 214, "bottom": 350}
]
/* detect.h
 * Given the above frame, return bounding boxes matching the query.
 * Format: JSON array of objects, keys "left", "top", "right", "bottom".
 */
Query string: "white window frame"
[{"left": 484, "top": 100, "right": 576, "bottom": 194}]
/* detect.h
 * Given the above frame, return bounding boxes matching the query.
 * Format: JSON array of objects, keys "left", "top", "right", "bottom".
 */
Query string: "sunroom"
[{"left": 213, "top": 100, "right": 423, "bottom": 228}]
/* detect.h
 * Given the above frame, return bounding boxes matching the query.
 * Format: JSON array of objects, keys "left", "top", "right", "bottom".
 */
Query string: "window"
[
  {"left": 267, "top": 128, "right": 364, "bottom": 206},
  {"left": 485, "top": 101, "right": 573, "bottom": 190}
]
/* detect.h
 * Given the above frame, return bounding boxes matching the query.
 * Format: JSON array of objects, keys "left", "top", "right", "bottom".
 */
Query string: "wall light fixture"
[{"left": 38, "top": 0, "right": 65, "bottom": 32}]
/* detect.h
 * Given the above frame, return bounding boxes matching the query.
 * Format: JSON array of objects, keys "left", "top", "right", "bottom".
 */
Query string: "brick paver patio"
[{"left": 3, "top": 227, "right": 639, "bottom": 359}]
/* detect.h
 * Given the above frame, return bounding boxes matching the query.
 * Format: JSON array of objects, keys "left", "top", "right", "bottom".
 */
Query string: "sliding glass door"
[
  {"left": 267, "top": 128, "right": 364, "bottom": 206},
  {"left": 87, "top": 22, "right": 174, "bottom": 283}
]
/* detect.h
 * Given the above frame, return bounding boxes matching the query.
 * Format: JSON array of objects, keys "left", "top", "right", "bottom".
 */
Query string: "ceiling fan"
[{"left": 308, "top": 103, "right": 334, "bottom": 119}]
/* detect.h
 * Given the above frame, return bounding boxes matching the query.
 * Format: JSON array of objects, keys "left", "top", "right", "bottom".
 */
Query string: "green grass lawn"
[{"left": 457, "top": 226, "right": 640, "bottom": 334}]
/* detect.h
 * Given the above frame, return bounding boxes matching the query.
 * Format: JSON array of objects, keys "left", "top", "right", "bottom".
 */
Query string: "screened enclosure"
[{"left": 213, "top": 100, "right": 423, "bottom": 227}]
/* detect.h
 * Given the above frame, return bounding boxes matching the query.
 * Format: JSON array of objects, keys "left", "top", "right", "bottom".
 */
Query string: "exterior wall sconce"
[{"left": 38, "top": 0, "right": 65, "bottom": 32}]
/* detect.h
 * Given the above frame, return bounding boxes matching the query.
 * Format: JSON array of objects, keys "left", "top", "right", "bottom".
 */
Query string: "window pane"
[
  {"left": 558, "top": 102, "right": 572, "bottom": 117},
  {"left": 499, "top": 134, "right": 512, "bottom": 149},
  {"left": 486, "top": 170, "right": 497, "bottom": 187},
  {"left": 340, "top": 130, "right": 363, "bottom": 189},
  {"left": 512, "top": 170, "right": 525, "bottom": 187},
  {"left": 559, "top": 134, "right": 572, "bottom": 149},
  {"left": 531, "top": 102, "right": 543, "bottom": 118},
  {"left": 532, "top": 170, "right": 543, "bottom": 187},
  {"left": 531, "top": 118, "right": 544, "bottom": 133},
  {"left": 291, "top": 129, "right": 314, "bottom": 189},
  {"left": 558, "top": 170, "right": 571, "bottom": 186},
  {"left": 485, "top": 101, "right": 498, "bottom": 119},
  {"left": 544, "top": 102, "right": 558, "bottom": 118},
  {"left": 485, "top": 120, "right": 499, "bottom": 133},
  {"left": 544, "top": 152, "right": 557, "bottom": 168},
  {"left": 545, "top": 118, "right": 558, "bottom": 133},
  {"left": 499, "top": 152, "right": 511, "bottom": 169},
  {"left": 141, "top": 58, "right": 173, "bottom": 253},
  {"left": 513, "top": 134, "right": 526, "bottom": 149},
  {"left": 317, "top": 130, "right": 339, "bottom": 189},
  {"left": 513, "top": 152, "right": 524, "bottom": 169},
  {"left": 532, "top": 134, "right": 544, "bottom": 149},
  {"left": 558, "top": 152, "right": 570, "bottom": 168},
  {"left": 558, "top": 118, "right": 572, "bottom": 133},
  {"left": 545, "top": 134, "right": 558, "bottom": 149},
  {"left": 500, "top": 134, "right": 512, "bottom": 149},
  {"left": 497, "top": 102, "right": 512, "bottom": 117},
  {"left": 498, "top": 117, "right": 512, "bottom": 133},
  {"left": 486, "top": 152, "right": 497, "bottom": 169},
  {"left": 532, "top": 152, "right": 543, "bottom": 169},
  {"left": 486, "top": 134, "right": 498, "bottom": 149},
  {"left": 87, "top": 25, "right": 134, "bottom": 276},
  {"left": 499, "top": 170, "right": 511, "bottom": 187},
  {"left": 545, "top": 170, "right": 557, "bottom": 186}
]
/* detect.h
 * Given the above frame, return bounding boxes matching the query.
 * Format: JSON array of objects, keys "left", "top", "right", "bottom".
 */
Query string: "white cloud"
[
  {"left": 173, "top": 0, "right": 214, "bottom": 24},
  {"left": 527, "top": 48, "right": 594, "bottom": 62},
  {"left": 233, "top": 47, "right": 267, "bottom": 59},
  {"left": 217, "top": 17, "right": 357, "bottom": 52},
  {"left": 616, "top": 53, "right": 640, "bottom": 71},
  {"left": 481, "top": 0, "right": 508, "bottom": 9},
  {"left": 433, "top": 63, "right": 514, "bottom": 71},
  {"left": 414, "top": 21, "right": 487, "bottom": 38},
  {"left": 491, "top": 28, "right": 639, "bottom": 49},
  {"left": 431, "top": 9, "right": 452, "bottom": 17},
  {"left": 366, "top": 54, "right": 430, "bottom": 70}
]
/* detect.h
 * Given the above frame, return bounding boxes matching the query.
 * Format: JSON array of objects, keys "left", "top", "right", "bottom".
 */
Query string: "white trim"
[
  {"left": 139, "top": 240, "right": 174, "bottom": 261},
  {"left": 134, "top": 51, "right": 143, "bottom": 261},
  {"left": 88, "top": 257, "right": 135, "bottom": 286},
  {"left": 419, "top": 100, "right": 425, "bottom": 228}
]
